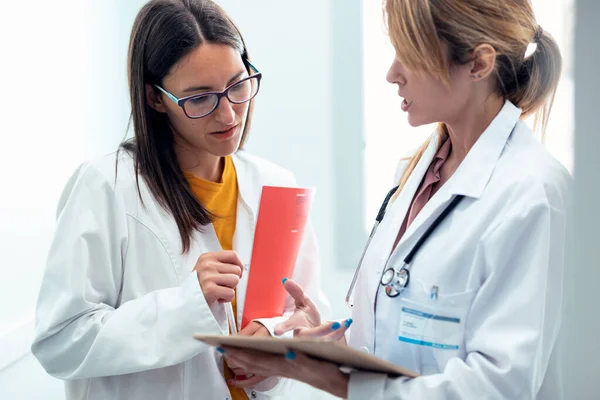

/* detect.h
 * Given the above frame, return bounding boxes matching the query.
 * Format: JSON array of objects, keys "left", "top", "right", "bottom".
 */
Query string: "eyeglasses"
[{"left": 153, "top": 61, "right": 262, "bottom": 119}]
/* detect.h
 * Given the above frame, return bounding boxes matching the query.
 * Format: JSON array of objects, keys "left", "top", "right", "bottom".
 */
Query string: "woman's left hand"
[
  {"left": 221, "top": 347, "right": 349, "bottom": 398},
  {"left": 223, "top": 322, "right": 271, "bottom": 388}
]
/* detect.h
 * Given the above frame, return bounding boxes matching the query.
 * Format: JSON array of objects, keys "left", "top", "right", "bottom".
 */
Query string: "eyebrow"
[{"left": 182, "top": 70, "right": 247, "bottom": 93}]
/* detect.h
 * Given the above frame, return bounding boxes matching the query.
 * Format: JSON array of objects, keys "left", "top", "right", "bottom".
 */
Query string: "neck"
[
  {"left": 174, "top": 140, "right": 224, "bottom": 182},
  {"left": 444, "top": 94, "right": 504, "bottom": 165},
  {"left": 186, "top": 156, "right": 224, "bottom": 182}
]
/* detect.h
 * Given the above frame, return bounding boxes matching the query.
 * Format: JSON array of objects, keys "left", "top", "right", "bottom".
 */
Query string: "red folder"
[{"left": 241, "top": 186, "right": 315, "bottom": 328}]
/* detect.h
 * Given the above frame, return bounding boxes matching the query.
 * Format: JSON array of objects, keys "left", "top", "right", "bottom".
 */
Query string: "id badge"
[{"left": 398, "top": 306, "right": 462, "bottom": 350}]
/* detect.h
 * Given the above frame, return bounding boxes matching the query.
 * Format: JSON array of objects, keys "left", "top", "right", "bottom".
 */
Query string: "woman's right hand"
[
  {"left": 193, "top": 250, "right": 244, "bottom": 304},
  {"left": 274, "top": 279, "right": 351, "bottom": 341}
]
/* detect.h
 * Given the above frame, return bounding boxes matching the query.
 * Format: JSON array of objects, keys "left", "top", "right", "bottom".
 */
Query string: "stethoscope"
[{"left": 345, "top": 186, "right": 465, "bottom": 307}]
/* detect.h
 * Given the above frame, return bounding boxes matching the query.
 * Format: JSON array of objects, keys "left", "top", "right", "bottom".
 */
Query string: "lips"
[
  {"left": 211, "top": 124, "right": 238, "bottom": 135},
  {"left": 208, "top": 124, "right": 239, "bottom": 141},
  {"left": 401, "top": 98, "right": 413, "bottom": 112}
]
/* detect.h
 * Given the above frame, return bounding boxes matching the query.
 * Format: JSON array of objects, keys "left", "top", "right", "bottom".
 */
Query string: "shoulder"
[
  {"left": 505, "top": 121, "right": 573, "bottom": 200},
  {"left": 69, "top": 150, "right": 138, "bottom": 192},
  {"left": 56, "top": 149, "right": 142, "bottom": 215},
  {"left": 497, "top": 121, "right": 572, "bottom": 210}
]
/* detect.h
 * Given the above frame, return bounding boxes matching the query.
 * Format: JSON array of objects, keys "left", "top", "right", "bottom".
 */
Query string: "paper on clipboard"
[
  {"left": 241, "top": 185, "right": 315, "bottom": 328},
  {"left": 194, "top": 334, "right": 419, "bottom": 378}
]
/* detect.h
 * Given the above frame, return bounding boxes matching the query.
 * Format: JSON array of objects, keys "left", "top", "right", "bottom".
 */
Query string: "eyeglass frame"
[{"left": 153, "top": 60, "right": 262, "bottom": 119}]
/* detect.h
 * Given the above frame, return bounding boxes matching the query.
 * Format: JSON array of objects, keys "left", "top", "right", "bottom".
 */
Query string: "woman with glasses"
[
  {"left": 30, "top": 1, "right": 326, "bottom": 399},
  {"left": 221, "top": 0, "right": 571, "bottom": 399}
]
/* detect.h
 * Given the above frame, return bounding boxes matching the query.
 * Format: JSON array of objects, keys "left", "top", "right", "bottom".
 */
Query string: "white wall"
[
  {"left": 562, "top": 0, "right": 600, "bottom": 398},
  {"left": 0, "top": 1, "right": 144, "bottom": 398},
  {"left": 0, "top": 355, "right": 61, "bottom": 399}
]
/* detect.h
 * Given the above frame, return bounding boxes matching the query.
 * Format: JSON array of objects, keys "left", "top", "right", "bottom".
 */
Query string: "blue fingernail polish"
[
  {"left": 285, "top": 351, "right": 296, "bottom": 360},
  {"left": 345, "top": 318, "right": 353, "bottom": 328},
  {"left": 216, "top": 347, "right": 225, "bottom": 354},
  {"left": 331, "top": 322, "right": 341, "bottom": 330},
  {"left": 282, "top": 277, "right": 288, "bottom": 284}
]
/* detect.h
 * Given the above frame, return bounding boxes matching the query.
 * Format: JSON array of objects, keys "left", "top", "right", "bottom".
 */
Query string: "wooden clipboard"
[{"left": 194, "top": 334, "right": 419, "bottom": 378}]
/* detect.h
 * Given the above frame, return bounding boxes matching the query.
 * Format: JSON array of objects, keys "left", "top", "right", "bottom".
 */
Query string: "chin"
[
  {"left": 407, "top": 112, "right": 436, "bottom": 128},
  {"left": 213, "top": 135, "right": 243, "bottom": 157},
  {"left": 407, "top": 114, "right": 425, "bottom": 128}
]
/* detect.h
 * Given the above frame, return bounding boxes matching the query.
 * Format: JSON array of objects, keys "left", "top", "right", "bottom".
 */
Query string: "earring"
[
  {"left": 471, "top": 75, "right": 476, "bottom": 79},
  {"left": 477, "top": 73, "right": 482, "bottom": 78}
]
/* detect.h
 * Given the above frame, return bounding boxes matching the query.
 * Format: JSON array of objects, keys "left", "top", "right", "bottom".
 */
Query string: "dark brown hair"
[{"left": 120, "top": 0, "right": 254, "bottom": 252}]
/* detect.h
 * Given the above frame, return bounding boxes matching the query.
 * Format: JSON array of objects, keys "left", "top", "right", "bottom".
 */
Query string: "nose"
[
  {"left": 386, "top": 57, "right": 406, "bottom": 86},
  {"left": 213, "top": 96, "right": 235, "bottom": 125},
  {"left": 386, "top": 66, "right": 395, "bottom": 84}
]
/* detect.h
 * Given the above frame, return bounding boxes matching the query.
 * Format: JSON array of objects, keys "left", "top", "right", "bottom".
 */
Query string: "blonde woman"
[{"left": 221, "top": 1, "right": 571, "bottom": 399}]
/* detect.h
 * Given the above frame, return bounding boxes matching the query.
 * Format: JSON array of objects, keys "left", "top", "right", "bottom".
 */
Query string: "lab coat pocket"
[{"left": 397, "top": 284, "right": 476, "bottom": 373}]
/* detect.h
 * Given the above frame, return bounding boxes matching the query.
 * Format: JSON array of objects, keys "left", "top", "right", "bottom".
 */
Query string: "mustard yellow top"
[
  {"left": 184, "top": 156, "right": 248, "bottom": 400},
  {"left": 184, "top": 155, "right": 238, "bottom": 251}
]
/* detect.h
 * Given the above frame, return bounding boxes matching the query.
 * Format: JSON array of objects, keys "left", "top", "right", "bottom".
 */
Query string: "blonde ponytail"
[{"left": 505, "top": 27, "right": 563, "bottom": 136}]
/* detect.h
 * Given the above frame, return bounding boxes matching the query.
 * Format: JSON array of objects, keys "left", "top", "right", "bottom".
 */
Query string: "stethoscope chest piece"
[{"left": 381, "top": 266, "right": 410, "bottom": 298}]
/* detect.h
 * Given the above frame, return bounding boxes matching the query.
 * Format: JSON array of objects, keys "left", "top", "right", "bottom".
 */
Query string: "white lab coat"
[
  {"left": 348, "top": 101, "right": 571, "bottom": 400},
  {"left": 31, "top": 149, "right": 327, "bottom": 400}
]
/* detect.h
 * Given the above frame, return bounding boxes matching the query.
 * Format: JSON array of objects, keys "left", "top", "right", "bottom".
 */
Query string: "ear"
[
  {"left": 145, "top": 83, "right": 168, "bottom": 113},
  {"left": 469, "top": 44, "right": 497, "bottom": 82}
]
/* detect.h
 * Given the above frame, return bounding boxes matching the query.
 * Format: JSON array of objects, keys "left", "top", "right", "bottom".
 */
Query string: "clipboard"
[{"left": 194, "top": 334, "right": 419, "bottom": 378}]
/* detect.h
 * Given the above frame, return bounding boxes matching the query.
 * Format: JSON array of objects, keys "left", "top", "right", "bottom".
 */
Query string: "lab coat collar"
[
  {"left": 231, "top": 151, "right": 260, "bottom": 217},
  {"left": 392, "top": 100, "right": 521, "bottom": 248},
  {"left": 446, "top": 100, "right": 521, "bottom": 199}
]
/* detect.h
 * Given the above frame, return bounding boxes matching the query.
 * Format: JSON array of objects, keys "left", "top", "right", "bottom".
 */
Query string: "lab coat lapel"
[{"left": 230, "top": 152, "right": 259, "bottom": 328}]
